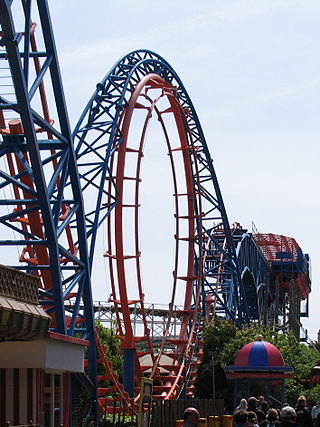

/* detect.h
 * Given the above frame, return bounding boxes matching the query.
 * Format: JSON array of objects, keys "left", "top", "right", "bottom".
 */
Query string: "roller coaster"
[{"left": 0, "top": 1, "right": 311, "bottom": 424}]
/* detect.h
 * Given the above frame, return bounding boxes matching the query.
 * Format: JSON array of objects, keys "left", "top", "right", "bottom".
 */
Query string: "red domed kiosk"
[{"left": 224, "top": 338, "right": 293, "bottom": 408}]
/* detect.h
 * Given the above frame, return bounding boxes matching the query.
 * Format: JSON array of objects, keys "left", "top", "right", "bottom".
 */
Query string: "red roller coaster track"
[{"left": 105, "top": 73, "right": 204, "bottom": 399}]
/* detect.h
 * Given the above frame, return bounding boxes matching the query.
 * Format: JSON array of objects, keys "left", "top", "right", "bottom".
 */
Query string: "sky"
[{"left": 46, "top": 1, "right": 320, "bottom": 339}]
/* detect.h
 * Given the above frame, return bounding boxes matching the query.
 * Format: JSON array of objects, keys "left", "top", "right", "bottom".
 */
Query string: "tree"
[
  {"left": 195, "top": 320, "right": 320, "bottom": 407},
  {"left": 194, "top": 320, "right": 237, "bottom": 408},
  {"left": 97, "top": 321, "right": 123, "bottom": 377}
]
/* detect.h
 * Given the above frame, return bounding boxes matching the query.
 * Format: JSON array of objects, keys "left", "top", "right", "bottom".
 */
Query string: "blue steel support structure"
[
  {"left": 0, "top": 0, "right": 97, "bottom": 421},
  {"left": 74, "top": 50, "right": 249, "bottom": 324},
  {"left": 0, "top": 0, "right": 253, "bottom": 410},
  {"left": 73, "top": 50, "right": 250, "bottom": 396},
  {"left": 236, "top": 232, "right": 272, "bottom": 324}
]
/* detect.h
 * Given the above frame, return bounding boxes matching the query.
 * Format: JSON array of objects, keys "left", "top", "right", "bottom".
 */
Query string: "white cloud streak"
[{"left": 59, "top": 0, "right": 288, "bottom": 67}]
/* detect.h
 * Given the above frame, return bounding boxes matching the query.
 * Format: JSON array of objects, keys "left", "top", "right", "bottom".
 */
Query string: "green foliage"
[
  {"left": 304, "top": 384, "right": 320, "bottom": 406},
  {"left": 194, "top": 320, "right": 237, "bottom": 408},
  {"left": 100, "top": 414, "right": 137, "bottom": 426},
  {"left": 195, "top": 320, "right": 320, "bottom": 406},
  {"left": 202, "top": 319, "right": 237, "bottom": 364},
  {"left": 96, "top": 321, "right": 123, "bottom": 377}
]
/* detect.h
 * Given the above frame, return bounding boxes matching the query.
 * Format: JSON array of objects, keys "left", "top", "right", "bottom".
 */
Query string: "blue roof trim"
[{"left": 225, "top": 365, "right": 293, "bottom": 371}]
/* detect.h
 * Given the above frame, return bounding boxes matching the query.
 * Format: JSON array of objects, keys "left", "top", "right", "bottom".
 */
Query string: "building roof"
[
  {"left": 224, "top": 338, "right": 293, "bottom": 379},
  {"left": 234, "top": 339, "right": 285, "bottom": 368}
]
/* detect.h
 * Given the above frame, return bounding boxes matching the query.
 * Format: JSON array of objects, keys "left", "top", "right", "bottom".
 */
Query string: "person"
[
  {"left": 182, "top": 407, "right": 200, "bottom": 427},
  {"left": 260, "top": 408, "right": 280, "bottom": 427},
  {"left": 278, "top": 406, "right": 297, "bottom": 427},
  {"left": 262, "top": 402, "right": 270, "bottom": 414},
  {"left": 235, "top": 399, "right": 248, "bottom": 411},
  {"left": 248, "top": 397, "right": 259, "bottom": 412},
  {"left": 311, "top": 401, "right": 320, "bottom": 427},
  {"left": 233, "top": 410, "right": 249, "bottom": 427},
  {"left": 256, "top": 407, "right": 267, "bottom": 424},
  {"left": 248, "top": 411, "right": 259, "bottom": 427},
  {"left": 295, "top": 396, "right": 314, "bottom": 427},
  {"left": 258, "top": 396, "right": 270, "bottom": 414}
]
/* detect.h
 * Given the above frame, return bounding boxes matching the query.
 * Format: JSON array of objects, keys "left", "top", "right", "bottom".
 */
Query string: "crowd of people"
[
  {"left": 233, "top": 396, "right": 320, "bottom": 427},
  {"left": 179, "top": 396, "right": 320, "bottom": 427}
]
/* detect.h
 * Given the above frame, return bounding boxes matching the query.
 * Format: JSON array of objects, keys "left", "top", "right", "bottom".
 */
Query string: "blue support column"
[{"left": 123, "top": 349, "right": 135, "bottom": 398}]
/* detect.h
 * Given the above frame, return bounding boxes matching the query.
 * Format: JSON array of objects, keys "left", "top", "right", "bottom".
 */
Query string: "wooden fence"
[{"left": 151, "top": 398, "right": 224, "bottom": 427}]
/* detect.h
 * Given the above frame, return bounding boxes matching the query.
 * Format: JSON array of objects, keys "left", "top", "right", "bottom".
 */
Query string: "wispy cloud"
[
  {"left": 257, "top": 78, "right": 320, "bottom": 103},
  {"left": 203, "top": 76, "right": 320, "bottom": 122},
  {"left": 59, "top": 0, "right": 283, "bottom": 67}
]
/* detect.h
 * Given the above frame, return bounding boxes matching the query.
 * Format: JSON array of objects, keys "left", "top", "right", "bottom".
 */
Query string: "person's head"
[
  {"left": 297, "top": 396, "right": 307, "bottom": 407},
  {"left": 248, "top": 411, "right": 258, "bottom": 424},
  {"left": 248, "top": 397, "right": 258, "bottom": 410},
  {"left": 256, "top": 409, "right": 266, "bottom": 423},
  {"left": 238, "top": 399, "right": 248, "bottom": 410},
  {"left": 316, "top": 400, "right": 320, "bottom": 407},
  {"left": 280, "top": 406, "right": 296, "bottom": 423},
  {"left": 183, "top": 407, "right": 200, "bottom": 425},
  {"left": 267, "top": 408, "right": 279, "bottom": 422},
  {"left": 258, "top": 395, "right": 265, "bottom": 403},
  {"left": 233, "top": 410, "right": 249, "bottom": 425}
]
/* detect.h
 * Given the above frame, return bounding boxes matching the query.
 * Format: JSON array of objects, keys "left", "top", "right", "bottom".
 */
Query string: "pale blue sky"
[{"left": 48, "top": 1, "right": 320, "bottom": 339}]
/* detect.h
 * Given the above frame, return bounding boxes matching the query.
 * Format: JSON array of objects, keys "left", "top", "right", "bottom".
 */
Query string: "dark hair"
[
  {"left": 297, "top": 396, "right": 307, "bottom": 405},
  {"left": 267, "top": 408, "right": 279, "bottom": 422},
  {"left": 248, "top": 397, "right": 258, "bottom": 411},
  {"left": 233, "top": 410, "right": 249, "bottom": 424},
  {"left": 183, "top": 407, "right": 200, "bottom": 421},
  {"left": 248, "top": 411, "right": 257, "bottom": 422},
  {"left": 256, "top": 409, "right": 266, "bottom": 422}
]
